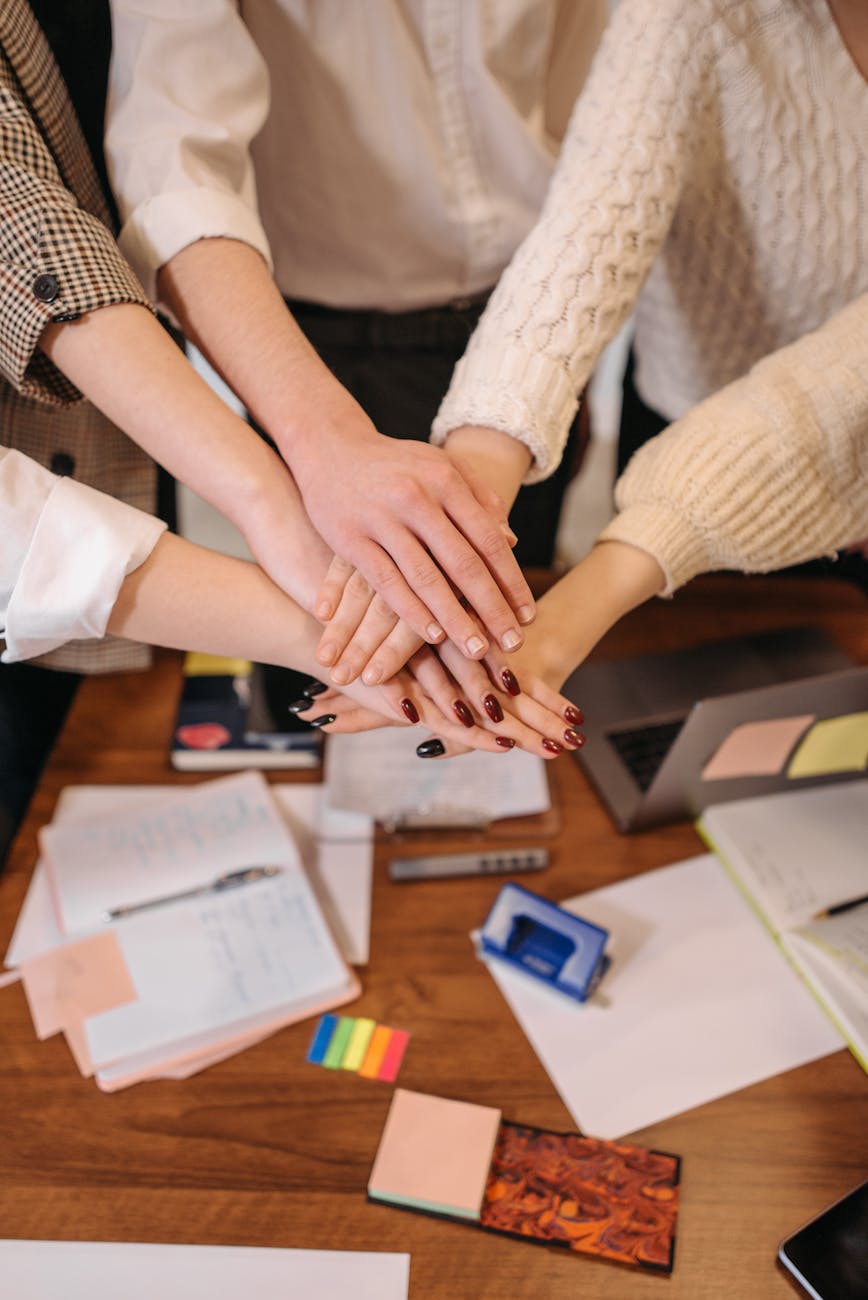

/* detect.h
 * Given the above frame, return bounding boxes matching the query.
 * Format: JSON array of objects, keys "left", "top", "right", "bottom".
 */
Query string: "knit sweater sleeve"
[
  {"left": 599, "top": 293, "right": 868, "bottom": 594},
  {"left": 431, "top": 0, "right": 713, "bottom": 482}
]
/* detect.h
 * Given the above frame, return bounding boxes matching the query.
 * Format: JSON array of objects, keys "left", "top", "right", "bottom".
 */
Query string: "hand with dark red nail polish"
[
  {"left": 401, "top": 698, "right": 420, "bottom": 723},
  {"left": 495, "top": 736, "right": 516, "bottom": 749},
  {"left": 452, "top": 699, "right": 475, "bottom": 727},
  {"left": 564, "top": 728, "right": 584, "bottom": 747},
  {"left": 541, "top": 739, "right": 563, "bottom": 754},
  {"left": 483, "top": 693, "right": 504, "bottom": 723},
  {"left": 565, "top": 705, "right": 584, "bottom": 726},
  {"left": 500, "top": 668, "right": 521, "bottom": 696}
]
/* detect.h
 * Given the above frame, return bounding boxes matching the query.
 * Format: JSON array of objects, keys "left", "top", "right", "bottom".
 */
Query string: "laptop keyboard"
[{"left": 606, "top": 719, "right": 686, "bottom": 792}]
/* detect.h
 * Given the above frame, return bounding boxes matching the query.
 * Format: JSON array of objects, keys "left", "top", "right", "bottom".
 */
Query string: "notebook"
[{"left": 561, "top": 627, "right": 866, "bottom": 831}]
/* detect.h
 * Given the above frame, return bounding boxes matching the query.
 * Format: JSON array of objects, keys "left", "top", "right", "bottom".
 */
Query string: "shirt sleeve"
[
  {"left": 0, "top": 85, "right": 152, "bottom": 405},
  {"left": 106, "top": 0, "right": 273, "bottom": 301},
  {"left": 598, "top": 294, "right": 868, "bottom": 594},
  {"left": 431, "top": 0, "right": 711, "bottom": 482},
  {"left": 0, "top": 448, "right": 167, "bottom": 662}
]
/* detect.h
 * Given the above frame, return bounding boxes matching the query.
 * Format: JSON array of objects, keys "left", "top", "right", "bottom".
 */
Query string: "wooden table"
[{"left": 1, "top": 575, "right": 866, "bottom": 1299}]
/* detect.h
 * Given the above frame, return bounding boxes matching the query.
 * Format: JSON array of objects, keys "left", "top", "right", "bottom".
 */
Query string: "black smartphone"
[{"left": 778, "top": 1180, "right": 868, "bottom": 1299}]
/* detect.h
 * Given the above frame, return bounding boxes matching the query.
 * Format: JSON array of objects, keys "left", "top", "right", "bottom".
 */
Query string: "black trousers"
[{"left": 618, "top": 350, "right": 868, "bottom": 591}]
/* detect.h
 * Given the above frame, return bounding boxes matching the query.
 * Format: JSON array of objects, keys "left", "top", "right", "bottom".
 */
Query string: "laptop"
[{"left": 561, "top": 627, "right": 868, "bottom": 832}]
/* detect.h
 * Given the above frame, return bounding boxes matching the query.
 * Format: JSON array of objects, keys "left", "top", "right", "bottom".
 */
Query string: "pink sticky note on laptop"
[
  {"left": 20, "top": 931, "right": 137, "bottom": 1040},
  {"left": 700, "top": 715, "right": 816, "bottom": 782}
]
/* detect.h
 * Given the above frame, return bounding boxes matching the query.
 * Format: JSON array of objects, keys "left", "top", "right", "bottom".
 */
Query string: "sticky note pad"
[
  {"left": 322, "top": 1016, "right": 354, "bottom": 1068},
  {"left": 341, "top": 1017, "right": 376, "bottom": 1071},
  {"left": 307, "top": 1014, "right": 338, "bottom": 1065},
  {"left": 20, "top": 931, "right": 137, "bottom": 1040},
  {"left": 377, "top": 1029, "right": 410, "bottom": 1082},
  {"left": 368, "top": 1089, "right": 502, "bottom": 1220},
  {"left": 701, "top": 715, "right": 815, "bottom": 781},
  {"left": 787, "top": 712, "right": 868, "bottom": 778},
  {"left": 358, "top": 1024, "right": 393, "bottom": 1079}
]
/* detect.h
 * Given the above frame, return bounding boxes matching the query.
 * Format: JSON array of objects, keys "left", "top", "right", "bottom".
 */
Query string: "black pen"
[
  {"left": 103, "top": 866, "right": 282, "bottom": 921},
  {"left": 812, "top": 892, "right": 868, "bottom": 921}
]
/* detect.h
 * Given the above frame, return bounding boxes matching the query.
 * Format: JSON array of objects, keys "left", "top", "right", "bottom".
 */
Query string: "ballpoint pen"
[
  {"left": 102, "top": 866, "right": 283, "bottom": 922},
  {"left": 812, "top": 892, "right": 868, "bottom": 922}
]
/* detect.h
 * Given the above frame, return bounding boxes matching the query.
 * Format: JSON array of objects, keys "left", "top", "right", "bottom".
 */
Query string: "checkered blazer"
[{"left": 1, "top": 0, "right": 157, "bottom": 672}]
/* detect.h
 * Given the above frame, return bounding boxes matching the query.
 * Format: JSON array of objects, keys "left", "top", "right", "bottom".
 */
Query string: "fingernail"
[
  {"left": 318, "top": 642, "right": 337, "bottom": 666},
  {"left": 483, "top": 694, "right": 504, "bottom": 723},
  {"left": 564, "top": 728, "right": 584, "bottom": 748},
  {"left": 316, "top": 601, "right": 333, "bottom": 621},
  {"left": 309, "top": 713, "right": 337, "bottom": 729},
  {"left": 517, "top": 604, "right": 535, "bottom": 625},
  {"left": 500, "top": 669, "right": 521, "bottom": 696},
  {"left": 417, "top": 738, "right": 446, "bottom": 758},
  {"left": 500, "top": 629, "right": 523, "bottom": 651},
  {"left": 495, "top": 736, "right": 516, "bottom": 749},
  {"left": 303, "top": 679, "right": 327, "bottom": 697},
  {"left": 362, "top": 664, "right": 383, "bottom": 685},
  {"left": 401, "top": 698, "right": 420, "bottom": 723},
  {"left": 565, "top": 705, "right": 584, "bottom": 725},
  {"left": 452, "top": 699, "right": 474, "bottom": 728},
  {"left": 542, "top": 739, "right": 563, "bottom": 754},
  {"left": 466, "top": 635, "right": 487, "bottom": 657},
  {"left": 331, "top": 664, "right": 351, "bottom": 685},
  {"left": 426, "top": 622, "right": 445, "bottom": 642},
  {"left": 288, "top": 698, "right": 313, "bottom": 714}
]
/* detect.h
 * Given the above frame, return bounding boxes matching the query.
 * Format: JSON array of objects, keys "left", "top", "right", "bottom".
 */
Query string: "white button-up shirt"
[
  {"left": 1, "top": 449, "right": 166, "bottom": 663},
  {"left": 107, "top": 0, "right": 607, "bottom": 311}
]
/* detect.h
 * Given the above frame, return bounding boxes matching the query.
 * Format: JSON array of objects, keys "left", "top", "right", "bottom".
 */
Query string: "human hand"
[{"left": 295, "top": 420, "right": 535, "bottom": 658}]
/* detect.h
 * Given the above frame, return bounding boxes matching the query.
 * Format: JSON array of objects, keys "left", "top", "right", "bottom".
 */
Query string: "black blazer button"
[
  {"left": 33, "top": 273, "right": 60, "bottom": 303},
  {"left": 50, "top": 452, "right": 75, "bottom": 476}
]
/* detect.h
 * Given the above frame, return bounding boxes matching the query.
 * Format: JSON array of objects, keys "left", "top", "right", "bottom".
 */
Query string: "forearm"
[
  {"left": 107, "top": 531, "right": 322, "bottom": 674},
  {"left": 156, "top": 238, "right": 373, "bottom": 464},
  {"left": 39, "top": 301, "right": 333, "bottom": 609}
]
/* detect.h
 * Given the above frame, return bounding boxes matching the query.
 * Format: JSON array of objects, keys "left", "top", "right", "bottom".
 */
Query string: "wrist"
[{"left": 443, "top": 424, "right": 531, "bottom": 509}]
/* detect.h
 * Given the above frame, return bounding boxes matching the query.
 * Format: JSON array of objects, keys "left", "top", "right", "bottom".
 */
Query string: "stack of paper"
[{"left": 3, "top": 772, "right": 367, "bottom": 1089}]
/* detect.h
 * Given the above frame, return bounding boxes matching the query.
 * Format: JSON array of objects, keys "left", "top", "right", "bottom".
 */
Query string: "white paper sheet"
[
  {"left": 483, "top": 855, "right": 842, "bottom": 1139},
  {"left": 325, "top": 727, "right": 550, "bottom": 826},
  {"left": 6, "top": 784, "right": 373, "bottom": 968},
  {"left": 0, "top": 1241, "right": 410, "bottom": 1300}
]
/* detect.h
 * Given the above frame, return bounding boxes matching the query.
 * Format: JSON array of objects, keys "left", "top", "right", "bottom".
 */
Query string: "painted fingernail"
[
  {"left": 426, "top": 622, "right": 445, "bottom": 642},
  {"left": 362, "top": 664, "right": 383, "bottom": 685},
  {"left": 453, "top": 699, "right": 474, "bottom": 728},
  {"left": 466, "top": 635, "right": 487, "bottom": 657},
  {"left": 309, "top": 714, "right": 337, "bottom": 729},
  {"left": 564, "top": 728, "right": 584, "bottom": 748},
  {"left": 542, "top": 739, "right": 563, "bottom": 754},
  {"left": 318, "top": 642, "right": 338, "bottom": 666},
  {"left": 417, "top": 738, "right": 446, "bottom": 758},
  {"left": 289, "top": 697, "right": 313, "bottom": 714},
  {"left": 517, "top": 604, "right": 535, "bottom": 625},
  {"left": 303, "top": 679, "right": 328, "bottom": 697},
  {"left": 483, "top": 694, "right": 504, "bottom": 723},
  {"left": 500, "top": 668, "right": 521, "bottom": 696},
  {"left": 495, "top": 736, "right": 516, "bottom": 749},
  {"left": 401, "top": 698, "right": 420, "bottom": 723},
  {"left": 565, "top": 705, "right": 584, "bottom": 725},
  {"left": 331, "top": 664, "right": 351, "bottom": 685}
]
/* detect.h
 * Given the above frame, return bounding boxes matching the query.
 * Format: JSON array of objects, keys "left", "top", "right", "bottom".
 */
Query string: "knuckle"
[{"left": 346, "top": 570, "right": 371, "bottom": 600}]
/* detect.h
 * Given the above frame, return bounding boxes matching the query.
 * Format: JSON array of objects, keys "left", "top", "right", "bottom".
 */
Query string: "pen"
[
  {"left": 103, "top": 865, "right": 283, "bottom": 921},
  {"left": 812, "top": 893, "right": 868, "bottom": 921}
]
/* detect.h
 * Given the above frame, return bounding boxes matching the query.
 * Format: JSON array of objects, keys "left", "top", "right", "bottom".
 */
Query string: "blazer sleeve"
[{"left": 0, "top": 79, "right": 152, "bottom": 405}]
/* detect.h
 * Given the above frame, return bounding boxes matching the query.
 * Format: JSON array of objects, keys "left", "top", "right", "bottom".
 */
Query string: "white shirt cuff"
[{"left": 3, "top": 471, "right": 166, "bottom": 663}]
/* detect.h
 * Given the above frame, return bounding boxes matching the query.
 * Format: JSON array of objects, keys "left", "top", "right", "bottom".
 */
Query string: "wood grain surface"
[{"left": 1, "top": 575, "right": 866, "bottom": 1299}]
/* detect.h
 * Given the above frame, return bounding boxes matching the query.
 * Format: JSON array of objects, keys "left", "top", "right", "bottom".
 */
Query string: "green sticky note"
[
  {"left": 787, "top": 712, "right": 868, "bottom": 778},
  {"left": 322, "top": 1016, "right": 354, "bottom": 1069},
  {"left": 341, "top": 1017, "right": 376, "bottom": 1071}
]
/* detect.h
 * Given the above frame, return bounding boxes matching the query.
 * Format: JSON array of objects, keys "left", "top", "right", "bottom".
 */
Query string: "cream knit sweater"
[{"left": 432, "top": 0, "right": 868, "bottom": 591}]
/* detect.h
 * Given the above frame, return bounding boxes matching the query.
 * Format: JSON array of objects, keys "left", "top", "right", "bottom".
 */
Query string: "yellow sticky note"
[
  {"left": 341, "top": 1017, "right": 376, "bottom": 1071},
  {"left": 787, "top": 712, "right": 868, "bottom": 778},
  {"left": 183, "top": 652, "right": 252, "bottom": 677}
]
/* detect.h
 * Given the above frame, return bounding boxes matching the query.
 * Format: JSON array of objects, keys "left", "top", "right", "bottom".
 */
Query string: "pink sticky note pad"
[
  {"left": 377, "top": 1028, "right": 410, "bottom": 1082},
  {"left": 20, "top": 931, "right": 137, "bottom": 1040},
  {"left": 700, "top": 715, "right": 816, "bottom": 782},
  {"left": 368, "top": 1089, "right": 502, "bottom": 1220}
]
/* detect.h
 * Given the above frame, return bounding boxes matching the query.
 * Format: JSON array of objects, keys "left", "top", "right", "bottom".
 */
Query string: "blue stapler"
[{"left": 480, "top": 881, "right": 610, "bottom": 1003}]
